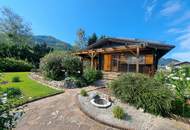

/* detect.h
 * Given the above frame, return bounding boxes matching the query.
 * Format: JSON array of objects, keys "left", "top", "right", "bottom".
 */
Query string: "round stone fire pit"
[{"left": 90, "top": 98, "right": 111, "bottom": 108}]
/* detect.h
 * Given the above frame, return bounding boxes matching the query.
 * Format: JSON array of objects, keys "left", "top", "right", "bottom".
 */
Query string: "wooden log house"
[{"left": 75, "top": 38, "right": 175, "bottom": 75}]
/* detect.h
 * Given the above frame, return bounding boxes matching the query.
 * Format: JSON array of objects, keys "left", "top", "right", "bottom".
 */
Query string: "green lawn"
[{"left": 0, "top": 72, "right": 63, "bottom": 104}]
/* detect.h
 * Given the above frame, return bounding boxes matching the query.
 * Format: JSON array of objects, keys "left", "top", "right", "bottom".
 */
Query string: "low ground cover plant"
[
  {"left": 109, "top": 73, "right": 174, "bottom": 116},
  {"left": 12, "top": 76, "right": 21, "bottom": 82},
  {"left": 0, "top": 87, "right": 23, "bottom": 129},
  {"left": 80, "top": 89, "right": 88, "bottom": 96},
  {"left": 5, "top": 87, "right": 22, "bottom": 98},
  {"left": 112, "top": 106, "right": 125, "bottom": 119}
]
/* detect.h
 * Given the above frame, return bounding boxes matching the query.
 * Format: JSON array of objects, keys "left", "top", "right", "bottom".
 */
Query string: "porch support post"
[
  {"left": 89, "top": 52, "right": 96, "bottom": 69},
  {"left": 91, "top": 56, "right": 94, "bottom": 69},
  {"left": 136, "top": 46, "right": 140, "bottom": 73}
]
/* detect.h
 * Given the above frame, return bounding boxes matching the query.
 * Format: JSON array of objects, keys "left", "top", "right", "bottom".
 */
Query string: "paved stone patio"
[{"left": 15, "top": 88, "right": 118, "bottom": 130}]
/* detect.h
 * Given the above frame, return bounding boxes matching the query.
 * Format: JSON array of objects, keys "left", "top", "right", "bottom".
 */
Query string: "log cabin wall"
[{"left": 101, "top": 51, "right": 155, "bottom": 75}]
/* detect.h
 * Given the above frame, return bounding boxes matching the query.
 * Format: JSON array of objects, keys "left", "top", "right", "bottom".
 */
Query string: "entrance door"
[{"left": 104, "top": 54, "right": 112, "bottom": 71}]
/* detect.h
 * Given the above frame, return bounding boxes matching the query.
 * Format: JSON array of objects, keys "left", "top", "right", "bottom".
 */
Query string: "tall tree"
[
  {"left": 73, "top": 28, "right": 87, "bottom": 51},
  {"left": 99, "top": 35, "right": 107, "bottom": 40},
  {"left": 0, "top": 7, "right": 52, "bottom": 68},
  {"left": 32, "top": 42, "right": 52, "bottom": 67},
  {"left": 0, "top": 7, "right": 32, "bottom": 45},
  {"left": 87, "top": 33, "right": 98, "bottom": 46}
]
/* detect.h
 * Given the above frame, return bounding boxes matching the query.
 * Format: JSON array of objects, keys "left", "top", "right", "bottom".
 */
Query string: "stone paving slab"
[{"left": 14, "top": 88, "right": 118, "bottom": 130}]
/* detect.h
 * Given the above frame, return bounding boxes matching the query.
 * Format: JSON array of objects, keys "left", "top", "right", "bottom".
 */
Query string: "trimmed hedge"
[
  {"left": 109, "top": 73, "right": 174, "bottom": 116},
  {"left": 0, "top": 58, "right": 33, "bottom": 72},
  {"left": 40, "top": 52, "right": 83, "bottom": 80}
]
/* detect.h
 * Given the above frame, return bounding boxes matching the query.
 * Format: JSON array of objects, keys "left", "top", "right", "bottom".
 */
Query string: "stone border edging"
[
  {"left": 28, "top": 73, "right": 63, "bottom": 91},
  {"left": 75, "top": 94, "right": 131, "bottom": 130}
]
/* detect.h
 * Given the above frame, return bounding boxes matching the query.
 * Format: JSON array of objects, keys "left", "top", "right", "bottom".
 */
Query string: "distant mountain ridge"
[
  {"left": 32, "top": 35, "right": 72, "bottom": 50},
  {"left": 158, "top": 58, "right": 180, "bottom": 66}
]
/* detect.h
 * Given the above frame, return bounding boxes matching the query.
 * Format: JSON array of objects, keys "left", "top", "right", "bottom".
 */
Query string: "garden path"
[{"left": 15, "top": 87, "right": 117, "bottom": 130}]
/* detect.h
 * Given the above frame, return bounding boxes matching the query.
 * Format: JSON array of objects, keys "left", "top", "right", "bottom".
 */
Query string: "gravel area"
[
  {"left": 77, "top": 91, "right": 190, "bottom": 130},
  {"left": 29, "top": 72, "right": 64, "bottom": 90}
]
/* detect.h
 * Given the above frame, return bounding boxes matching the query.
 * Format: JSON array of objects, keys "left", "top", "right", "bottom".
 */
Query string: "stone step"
[{"left": 102, "top": 71, "right": 121, "bottom": 80}]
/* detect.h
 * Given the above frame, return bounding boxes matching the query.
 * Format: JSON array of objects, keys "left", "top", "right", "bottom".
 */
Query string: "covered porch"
[{"left": 75, "top": 45, "right": 157, "bottom": 75}]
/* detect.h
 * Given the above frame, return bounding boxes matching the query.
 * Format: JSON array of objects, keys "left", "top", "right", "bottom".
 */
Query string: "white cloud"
[
  {"left": 172, "top": 11, "right": 190, "bottom": 25},
  {"left": 176, "top": 32, "right": 190, "bottom": 49},
  {"left": 171, "top": 52, "right": 190, "bottom": 61},
  {"left": 167, "top": 25, "right": 190, "bottom": 33},
  {"left": 160, "top": 1, "right": 181, "bottom": 16},
  {"left": 144, "top": 0, "right": 158, "bottom": 21},
  {"left": 168, "top": 25, "right": 190, "bottom": 50},
  {"left": 167, "top": 28, "right": 184, "bottom": 33},
  {"left": 176, "top": 25, "right": 190, "bottom": 49}
]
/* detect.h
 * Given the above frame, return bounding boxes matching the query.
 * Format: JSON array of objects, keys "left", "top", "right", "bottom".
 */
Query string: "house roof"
[
  {"left": 75, "top": 37, "right": 175, "bottom": 59},
  {"left": 87, "top": 37, "right": 175, "bottom": 51}
]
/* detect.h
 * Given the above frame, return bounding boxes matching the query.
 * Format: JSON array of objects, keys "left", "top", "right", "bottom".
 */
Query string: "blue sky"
[{"left": 0, "top": 0, "right": 190, "bottom": 61}]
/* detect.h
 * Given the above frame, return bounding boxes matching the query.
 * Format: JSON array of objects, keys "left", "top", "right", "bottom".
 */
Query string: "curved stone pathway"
[{"left": 15, "top": 88, "right": 118, "bottom": 130}]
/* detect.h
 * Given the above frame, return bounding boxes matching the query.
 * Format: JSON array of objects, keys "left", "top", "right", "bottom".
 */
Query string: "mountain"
[
  {"left": 32, "top": 35, "right": 72, "bottom": 50},
  {"left": 158, "top": 58, "right": 180, "bottom": 66}
]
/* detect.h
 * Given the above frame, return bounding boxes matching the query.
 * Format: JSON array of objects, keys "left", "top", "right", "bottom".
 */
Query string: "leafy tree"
[
  {"left": 87, "top": 33, "right": 98, "bottom": 46},
  {"left": 99, "top": 35, "right": 107, "bottom": 39},
  {"left": 0, "top": 7, "right": 53, "bottom": 68},
  {"left": 0, "top": 7, "right": 32, "bottom": 45},
  {"left": 87, "top": 34, "right": 108, "bottom": 46},
  {"left": 32, "top": 42, "right": 53, "bottom": 67},
  {"left": 73, "top": 28, "right": 87, "bottom": 51}
]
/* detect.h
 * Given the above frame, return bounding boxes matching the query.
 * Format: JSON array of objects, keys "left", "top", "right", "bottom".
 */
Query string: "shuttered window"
[{"left": 145, "top": 54, "right": 153, "bottom": 64}]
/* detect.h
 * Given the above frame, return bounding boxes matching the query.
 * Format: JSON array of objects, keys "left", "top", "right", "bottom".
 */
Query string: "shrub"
[
  {"left": 12, "top": 76, "right": 21, "bottom": 82},
  {"left": 83, "top": 67, "right": 103, "bottom": 85},
  {"left": 154, "top": 70, "right": 168, "bottom": 84},
  {"left": 64, "top": 76, "right": 86, "bottom": 88},
  {"left": 109, "top": 73, "right": 174, "bottom": 116},
  {"left": 96, "top": 70, "right": 103, "bottom": 80},
  {"left": 5, "top": 87, "right": 22, "bottom": 98},
  {"left": 112, "top": 106, "right": 125, "bottom": 119},
  {"left": 0, "top": 58, "right": 33, "bottom": 72},
  {"left": 80, "top": 89, "right": 88, "bottom": 96},
  {"left": 40, "top": 52, "right": 64, "bottom": 80},
  {"left": 171, "top": 98, "right": 184, "bottom": 115},
  {"left": 40, "top": 52, "right": 82, "bottom": 80},
  {"left": 168, "top": 66, "right": 190, "bottom": 99},
  {"left": 73, "top": 77, "right": 87, "bottom": 88}
]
